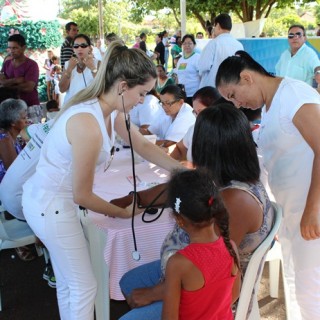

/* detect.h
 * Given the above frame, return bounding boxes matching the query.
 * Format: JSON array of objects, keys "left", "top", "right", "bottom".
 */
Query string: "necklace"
[{"left": 77, "top": 62, "right": 85, "bottom": 72}]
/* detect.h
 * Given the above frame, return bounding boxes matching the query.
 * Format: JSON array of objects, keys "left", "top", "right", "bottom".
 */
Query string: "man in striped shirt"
[{"left": 60, "top": 22, "right": 78, "bottom": 70}]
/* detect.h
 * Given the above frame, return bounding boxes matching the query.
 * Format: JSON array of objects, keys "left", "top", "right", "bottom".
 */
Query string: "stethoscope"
[{"left": 121, "top": 94, "right": 166, "bottom": 261}]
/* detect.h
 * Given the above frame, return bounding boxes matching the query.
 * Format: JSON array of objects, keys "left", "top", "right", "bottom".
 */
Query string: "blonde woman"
[{"left": 22, "top": 41, "right": 183, "bottom": 320}]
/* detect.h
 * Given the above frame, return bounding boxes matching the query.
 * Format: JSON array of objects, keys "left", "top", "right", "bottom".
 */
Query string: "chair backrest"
[
  {"left": 234, "top": 201, "right": 282, "bottom": 320},
  {"left": 0, "top": 213, "right": 36, "bottom": 250}
]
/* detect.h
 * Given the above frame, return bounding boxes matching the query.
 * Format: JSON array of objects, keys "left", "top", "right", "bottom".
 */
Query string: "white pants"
[
  {"left": 22, "top": 196, "right": 97, "bottom": 320},
  {"left": 279, "top": 215, "right": 320, "bottom": 320}
]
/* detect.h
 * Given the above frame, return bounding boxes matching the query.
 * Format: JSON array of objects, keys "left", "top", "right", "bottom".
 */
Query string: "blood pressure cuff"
[{"left": 110, "top": 183, "right": 168, "bottom": 209}]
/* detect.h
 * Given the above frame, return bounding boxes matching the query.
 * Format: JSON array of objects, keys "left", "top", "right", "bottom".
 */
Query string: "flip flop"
[{"left": 15, "top": 246, "right": 36, "bottom": 262}]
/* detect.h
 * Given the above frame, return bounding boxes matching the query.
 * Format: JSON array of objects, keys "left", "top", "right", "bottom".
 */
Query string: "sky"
[{"left": 27, "top": 0, "right": 60, "bottom": 20}]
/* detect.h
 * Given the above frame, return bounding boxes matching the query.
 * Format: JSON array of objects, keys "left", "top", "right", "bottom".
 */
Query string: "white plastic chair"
[
  {"left": 235, "top": 201, "right": 282, "bottom": 320},
  {"left": 0, "top": 211, "right": 36, "bottom": 311},
  {"left": 79, "top": 209, "right": 110, "bottom": 320}
]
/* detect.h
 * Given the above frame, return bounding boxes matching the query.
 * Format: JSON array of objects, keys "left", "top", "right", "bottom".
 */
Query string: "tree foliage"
[
  {"left": 60, "top": 0, "right": 138, "bottom": 41},
  {"left": 128, "top": 0, "right": 315, "bottom": 29},
  {"left": 0, "top": 20, "right": 62, "bottom": 53}
]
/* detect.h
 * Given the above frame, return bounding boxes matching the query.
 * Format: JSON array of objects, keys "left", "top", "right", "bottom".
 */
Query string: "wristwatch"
[{"left": 91, "top": 68, "right": 98, "bottom": 74}]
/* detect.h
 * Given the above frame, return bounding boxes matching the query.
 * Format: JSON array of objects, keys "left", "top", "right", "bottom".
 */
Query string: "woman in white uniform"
[
  {"left": 140, "top": 85, "right": 195, "bottom": 149},
  {"left": 22, "top": 41, "right": 182, "bottom": 320},
  {"left": 216, "top": 50, "right": 320, "bottom": 320}
]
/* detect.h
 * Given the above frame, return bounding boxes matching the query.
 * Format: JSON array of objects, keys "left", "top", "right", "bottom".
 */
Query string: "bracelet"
[{"left": 64, "top": 71, "right": 71, "bottom": 79}]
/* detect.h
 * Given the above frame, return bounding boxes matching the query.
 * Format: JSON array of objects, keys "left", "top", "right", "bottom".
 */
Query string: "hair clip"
[
  {"left": 208, "top": 196, "right": 214, "bottom": 206},
  {"left": 175, "top": 198, "right": 181, "bottom": 213}
]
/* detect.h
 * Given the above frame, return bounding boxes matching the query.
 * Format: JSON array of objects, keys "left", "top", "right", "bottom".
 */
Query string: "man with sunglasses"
[
  {"left": 275, "top": 24, "right": 320, "bottom": 86},
  {"left": 60, "top": 21, "right": 79, "bottom": 70}
]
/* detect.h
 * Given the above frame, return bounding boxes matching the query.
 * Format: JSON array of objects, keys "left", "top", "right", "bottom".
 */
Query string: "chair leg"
[
  {"left": 248, "top": 297, "right": 260, "bottom": 320},
  {"left": 269, "top": 259, "right": 280, "bottom": 298}
]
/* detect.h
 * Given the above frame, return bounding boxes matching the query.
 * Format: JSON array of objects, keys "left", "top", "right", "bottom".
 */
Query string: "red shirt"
[{"left": 178, "top": 237, "right": 235, "bottom": 320}]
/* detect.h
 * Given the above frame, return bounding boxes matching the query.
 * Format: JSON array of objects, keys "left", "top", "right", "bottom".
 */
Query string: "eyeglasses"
[
  {"left": 159, "top": 99, "right": 180, "bottom": 108},
  {"left": 104, "top": 146, "right": 115, "bottom": 172},
  {"left": 288, "top": 32, "right": 304, "bottom": 39},
  {"left": 73, "top": 43, "right": 89, "bottom": 49}
]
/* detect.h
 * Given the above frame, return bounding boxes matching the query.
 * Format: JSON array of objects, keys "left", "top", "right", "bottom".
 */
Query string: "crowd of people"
[{"left": 0, "top": 11, "right": 320, "bottom": 320}]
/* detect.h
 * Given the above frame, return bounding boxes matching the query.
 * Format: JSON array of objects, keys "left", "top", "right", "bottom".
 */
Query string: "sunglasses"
[
  {"left": 288, "top": 32, "right": 304, "bottom": 39},
  {"left": 73, "top": 43, "right": 89, "bottom": 49}
]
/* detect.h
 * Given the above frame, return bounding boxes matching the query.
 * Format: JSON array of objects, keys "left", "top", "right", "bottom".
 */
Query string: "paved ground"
[
  {"left": 0, "top": 247, "right": 286, "bottom": 319},
  {"left": 258, "top": 265, "right": 286, "bottom": 320}
]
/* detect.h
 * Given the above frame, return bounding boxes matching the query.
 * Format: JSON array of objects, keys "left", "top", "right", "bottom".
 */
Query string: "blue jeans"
[{"left": 119, "top": 260, "right": 163, "bottom": 320}]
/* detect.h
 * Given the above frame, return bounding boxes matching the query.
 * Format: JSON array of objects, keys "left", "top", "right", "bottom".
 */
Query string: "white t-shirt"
[
  {"left": 64, "top": 59, "right": 98, "bottom": 103},
  {"left": 176, "top": 52, "right": 201, "bottom": 97},
  {"left": 0, "top": 121, "right": 53, "bottom": 219},
  {"left": 182, "top": 124, "right": 194, "bottom": 162},
  {"left": 129, "top": 95, "right": 160, "bottom": 127},
  {"left": 258, "top": 78, "right": 320, "bottom": 220},
  {"left": 198, "top": 33, "right": 243, "bottom": 88},
  {"left": 148, "top": 103, "right": 195, "bottom": 142},
  {"left": 93, "top": 46, "right": 106, "bottom": 61}
]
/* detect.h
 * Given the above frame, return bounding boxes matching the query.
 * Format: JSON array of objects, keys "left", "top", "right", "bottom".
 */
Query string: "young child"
[
  {"left": 51, "top": 64, "right": 62, "bottom": 105},
  {"left": 43, "top": 50, "right": 53, "bottom": 100},
  {"left": 46, "top": 99, "right": 60, "bottom": 120},
  {"left": 162, "top": 168, "right": 241, "bottom": 320}
]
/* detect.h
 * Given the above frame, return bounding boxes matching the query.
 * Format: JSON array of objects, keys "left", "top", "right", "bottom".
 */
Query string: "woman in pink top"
[{"left": 162, "top": 168, "right": 241, "bottom": 320}]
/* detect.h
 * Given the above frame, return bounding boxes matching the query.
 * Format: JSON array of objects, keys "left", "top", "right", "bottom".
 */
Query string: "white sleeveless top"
[{"left": 23, "top": 99, "right": 116, "bottom": 210}]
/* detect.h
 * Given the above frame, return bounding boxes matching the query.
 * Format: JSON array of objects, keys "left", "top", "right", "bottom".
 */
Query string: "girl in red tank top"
[{"left": 162, "top": 168, "right": 241, "bottom": 320}]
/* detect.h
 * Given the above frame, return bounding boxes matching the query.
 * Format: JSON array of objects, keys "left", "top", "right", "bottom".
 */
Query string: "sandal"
[{"left": 15, "top": 246, "right": 36, "bottom": 262}]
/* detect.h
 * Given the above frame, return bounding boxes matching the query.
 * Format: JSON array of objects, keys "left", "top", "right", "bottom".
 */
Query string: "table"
[{"left": 80, "top": 149, "right": 174, "bottom": 319}]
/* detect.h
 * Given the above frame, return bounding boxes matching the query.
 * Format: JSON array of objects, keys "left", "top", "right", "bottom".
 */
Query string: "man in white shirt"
[
  {"left": 92, "top": 39, "right": 106, "bottom": 61},
  {"left": 198, "top": 13, "right": 243, "bottom": 88},
  {"left": 275, "top": 24, "right": 320, "bottom": 86}
]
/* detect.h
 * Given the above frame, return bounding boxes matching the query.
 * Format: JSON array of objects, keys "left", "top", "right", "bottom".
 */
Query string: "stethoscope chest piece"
[{"left": 132, "top": 251, "right": 141, "bottom": 261}]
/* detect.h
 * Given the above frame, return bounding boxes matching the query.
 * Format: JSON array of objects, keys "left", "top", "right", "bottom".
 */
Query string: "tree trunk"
[
  {"left": 172, "top": 7, "right": 181, "bottom": 26},
  {"left": 192, "top": 9, "right": 207, "bottom": 30}
]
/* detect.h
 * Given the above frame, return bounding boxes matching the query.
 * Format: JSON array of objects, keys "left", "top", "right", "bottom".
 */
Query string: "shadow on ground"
[{"left": 0, "top": 248, "right": 285, "bottom": 319}]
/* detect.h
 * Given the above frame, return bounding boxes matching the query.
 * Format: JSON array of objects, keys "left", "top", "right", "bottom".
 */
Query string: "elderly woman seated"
[
  {"left": 140, "top": 84, "right": 195, "bottom": 150},
  {"left": 0, "top": 98, "right": 37, "bottom": 261}
]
